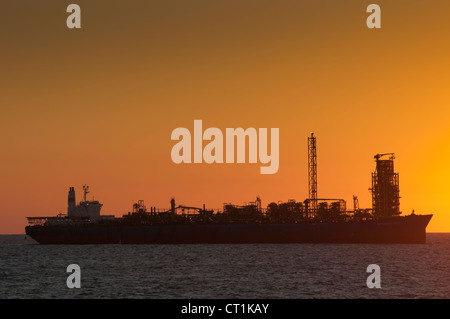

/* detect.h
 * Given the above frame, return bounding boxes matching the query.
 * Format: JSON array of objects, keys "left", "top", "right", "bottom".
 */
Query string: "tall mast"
[{"left": 308, "top": 132, "right": 318, "bottom": 211}]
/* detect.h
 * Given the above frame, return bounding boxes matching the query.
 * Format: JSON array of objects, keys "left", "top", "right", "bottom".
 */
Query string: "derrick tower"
[{"left": 308, "top": 133, "right": 318, "bottom": 211}]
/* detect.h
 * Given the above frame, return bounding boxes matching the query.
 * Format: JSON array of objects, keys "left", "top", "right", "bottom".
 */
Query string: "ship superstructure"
[
  {"left": 27, "top": 185, "right": 113, "bottom": 227},
  {"left": 67, "top": 185, "right": 103, "bottom": 220}
]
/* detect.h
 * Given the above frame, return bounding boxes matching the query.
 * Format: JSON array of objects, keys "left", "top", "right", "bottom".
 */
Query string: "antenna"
[{"left": 82, "top": 185, "right": 90, "bottom": 202}]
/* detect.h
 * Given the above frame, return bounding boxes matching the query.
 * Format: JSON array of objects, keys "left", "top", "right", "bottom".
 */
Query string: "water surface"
[{"left": 0, "top": 234, "right": 448, "bottom": 298}]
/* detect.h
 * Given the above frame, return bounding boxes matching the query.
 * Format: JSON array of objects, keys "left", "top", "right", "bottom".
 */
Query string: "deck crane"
[{"left": 374, "top": 153, "right": 395, "bottom": 160}]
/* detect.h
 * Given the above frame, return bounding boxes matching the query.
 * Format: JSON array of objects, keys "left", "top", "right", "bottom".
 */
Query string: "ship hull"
[{"left": 25, "top": 215, "right": 432, "bottom": 245}]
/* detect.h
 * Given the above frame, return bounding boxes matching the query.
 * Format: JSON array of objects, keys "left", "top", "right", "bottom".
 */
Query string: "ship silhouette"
[{"left": 25, "top": 134, "right": 432, "bottom": 244}]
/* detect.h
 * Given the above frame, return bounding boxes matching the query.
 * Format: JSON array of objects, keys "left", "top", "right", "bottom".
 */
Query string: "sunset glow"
[{"left": 2, "top": 0, "right": 450, "bottom": 233}]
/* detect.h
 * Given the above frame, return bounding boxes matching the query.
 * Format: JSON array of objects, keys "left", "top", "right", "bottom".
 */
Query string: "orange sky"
[{"left": 1, "top": 0, "right": 450, "bottom": 233}]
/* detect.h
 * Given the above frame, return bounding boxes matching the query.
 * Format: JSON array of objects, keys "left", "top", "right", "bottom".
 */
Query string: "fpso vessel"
[{"left": 25, "top": 135, "right": 433, "bottom": 244}]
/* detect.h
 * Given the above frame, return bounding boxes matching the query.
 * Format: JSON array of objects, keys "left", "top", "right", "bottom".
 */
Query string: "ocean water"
[{"left": 0, "top": 233, "right": 449, "bottom": 299}]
